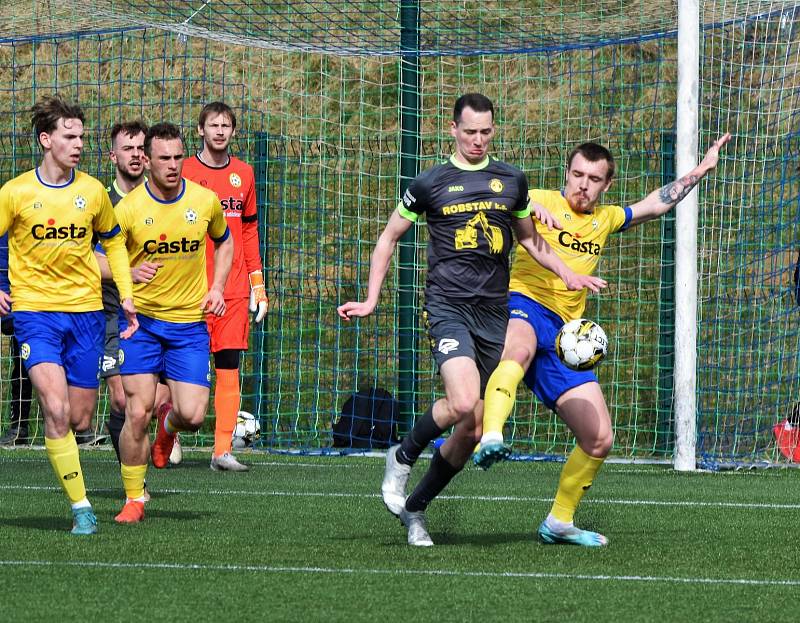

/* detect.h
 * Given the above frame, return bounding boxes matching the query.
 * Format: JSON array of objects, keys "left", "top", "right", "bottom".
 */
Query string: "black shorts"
[
  {"left": 422, "top": 299, "right": 508, "bottom": 396},
  {"left": 99, "top": 308, "right": 122, "bottom": 379}
]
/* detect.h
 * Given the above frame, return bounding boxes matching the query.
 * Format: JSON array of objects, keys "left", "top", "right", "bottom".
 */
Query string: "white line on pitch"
[
  {"left": 0, "top": 559, "right": 797, "bottom": 587},
  {"left": 0, "top": 455, "right": 792, "bottom": 477},
  {"left": 1, "top": 484, "right": 798, "bottom": 510}
]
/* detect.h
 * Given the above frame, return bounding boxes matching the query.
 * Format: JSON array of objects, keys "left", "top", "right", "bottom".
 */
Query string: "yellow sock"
[
  {"left": 120, "top": 464, "right": 148, "bottom": 501},
  {"left": 550, "top": 445, "right": 605, "bottom": 524},
  {"left": 45, "top": 430, "right": 87, "bottom": 505},
  {"left": 213, "top": 368, "right": 240, "bottom": 456},
  {"left": 482, "top": 360, "right": 525, "bottom": 440}
]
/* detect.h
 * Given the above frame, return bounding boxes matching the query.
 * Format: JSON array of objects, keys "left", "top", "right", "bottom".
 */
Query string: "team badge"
[
  {"left": 144, "top": 217, "right": 154, "bottom": 226},
  {"left": 73, "top": 195, "right": 87, "bottom": 211},
  {"left": 20, "top": 343, "right": 30, "bottom": 360},
  {"left": 592, "top": 219, "right": 599, "bottom": 230},
  {"left": 229, "top": 173, "right": 242, "bottom": 188},
  {"left": 563, "top": 212, "right": 572, "bottom": 221},
  {"left": 489, "top": 179, "right": 504, "bottom": 193},
  {"left": 184, "top": 209, "right": 198, "bottom": 224},
  {"left": 118, "top": 349, "right": 125, "bottom": 366},
  {"left": 33, "top": 202, "right": 42, "bottom": 210}
]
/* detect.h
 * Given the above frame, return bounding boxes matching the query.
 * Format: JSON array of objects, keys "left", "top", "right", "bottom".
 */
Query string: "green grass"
[{"left": 1, "top": 449, "right": 798, "bottom": 622}]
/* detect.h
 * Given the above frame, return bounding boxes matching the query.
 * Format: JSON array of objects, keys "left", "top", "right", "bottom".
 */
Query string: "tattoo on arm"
[{"left": 658, "top": 174, "right": 699, "bottom": 205}]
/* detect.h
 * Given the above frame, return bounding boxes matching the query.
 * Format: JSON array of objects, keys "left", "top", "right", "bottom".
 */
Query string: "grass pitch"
[{"left": 1, "top": 448, "right": 799, "bottom": 622}]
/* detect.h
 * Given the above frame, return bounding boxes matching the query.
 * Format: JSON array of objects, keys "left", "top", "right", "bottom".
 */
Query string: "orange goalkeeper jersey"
[{"left": 182, "top": 154, "right": 262, "bottom": 300}]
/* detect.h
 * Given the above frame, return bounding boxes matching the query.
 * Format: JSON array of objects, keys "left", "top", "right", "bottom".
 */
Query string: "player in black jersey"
[
  {"left": 94, "top": 121, "right": 169, "bottom": 478},
  {"left": 337, "top": 93, "right": 606, "bottom": 546}
]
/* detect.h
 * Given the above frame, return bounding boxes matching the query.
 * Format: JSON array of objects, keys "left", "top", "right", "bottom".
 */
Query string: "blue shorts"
[
  {"left": 508, "top": 292, "right": 597, "bottom": 411},
  {"left": 14, "top": 310, "right": 104, "bottom": 389},
  {"left": 119, "top": 314, "right": 211, "bottom": 387}
]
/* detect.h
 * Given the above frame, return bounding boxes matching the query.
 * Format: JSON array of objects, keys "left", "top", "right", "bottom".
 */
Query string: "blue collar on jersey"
[
  {"left": 35, "top": 167, "right": 75, "bottom": 189},
  {"left": 145, "top": 178, "right": 186, "bottom": 204}
]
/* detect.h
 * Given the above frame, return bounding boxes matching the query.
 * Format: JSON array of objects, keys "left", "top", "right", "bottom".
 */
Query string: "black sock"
[
  {"left": 404, "top": 449, "right": 461, "bottom": 513},
  {"left": 107, "top": 408, "right": 125, "bottom": 463},
  {"left": 396, "top": 405, "right": 445, "bottom": 466}
]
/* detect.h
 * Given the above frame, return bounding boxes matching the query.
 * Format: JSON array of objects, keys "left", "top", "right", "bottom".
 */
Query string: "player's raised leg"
[
  {"left": 537, "top": 381, "right": 611, "bottom": 547},
  {"left": 474, "top": 318, "right": 537, "bottom": 469},
  {"left": 116, "top": 372, "right": 159, "bottom": 523},
  {"left": 163, "top": 379, "right": 210, "bottom": 451}
]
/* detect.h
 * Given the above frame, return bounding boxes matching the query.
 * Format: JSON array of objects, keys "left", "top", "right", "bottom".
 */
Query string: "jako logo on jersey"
[
  {"left": 438, "top": 338, "right": 459, "bottom": 354},
  {"left": 229, "top": 173, "right": 242, "bottom": 188},
  {"left": 221, "top": 198, "right": 244, "bottom": 212},
  {"left": 402, "top": 188, "right": 416, "bottom": 207},
  {"left": 184, "top": 209, "right": 198, "bottom": 224},
  {"left": 510, "top": 308, "right": 529, "bottom": 319},
  {"left": 448, "top": 185, "right": 464, "bottom": 192},
  {"left": 144, "top": 234, "right": 201, "bottom": 254},
  {"left": 558, "top": 231, "right": 601, "bottom": 255},
  {"left": 32, "top": 220, "right": 88, "bottom": 240},
  {"left": 489, "top": 178, "right": 504, "bottom": 193}
]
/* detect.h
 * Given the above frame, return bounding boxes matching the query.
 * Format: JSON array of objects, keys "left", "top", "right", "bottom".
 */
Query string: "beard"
[{"left": 118, "top": 164, "right": 144, "bottom": 185}]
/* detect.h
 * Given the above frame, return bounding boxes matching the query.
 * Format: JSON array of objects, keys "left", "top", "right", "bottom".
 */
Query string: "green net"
[{"left": 0, "top": 1, "right": 799, "bottom": 467}]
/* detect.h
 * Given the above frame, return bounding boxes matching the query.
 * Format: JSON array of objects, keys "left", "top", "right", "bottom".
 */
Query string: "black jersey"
[
  {"left": 399, "top": 155, "right": 530, "bottom": 305},
  {"left": 100, "top": 180, "right": 126, "bottom": 313}
]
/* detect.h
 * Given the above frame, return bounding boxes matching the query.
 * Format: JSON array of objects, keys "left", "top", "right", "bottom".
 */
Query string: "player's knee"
[
  {"left": 505, "top": 345, "right": 533, "bottom": 368},
  {"left": 125, "top": 404, "right": 153, "bottom": 432},
  {"left": 40, "top": 394, "right": 69, "bottom": 421},
  {"left": 175, "top": 405, "right": 206, "bottom": 431},
  {"left": 582, "top": 431, "right": 613, "bottom": 458},
  {"left": 446, "top": 395, "right": 480, "bottom": 422}
]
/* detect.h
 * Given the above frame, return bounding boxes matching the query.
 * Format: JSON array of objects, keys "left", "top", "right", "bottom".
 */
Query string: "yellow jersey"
[
  {"left": 115, "top": 179, "right": 229, "bottom": 322},
  {"left": 0, "top": 168, "right": 132, "bottom": 312},
  {"left": 510, "top": 189, "right": 630, "bottom": 321}
]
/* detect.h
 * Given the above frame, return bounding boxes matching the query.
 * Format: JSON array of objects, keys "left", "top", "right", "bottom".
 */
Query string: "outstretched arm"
[
  {"left": 337, "top": 209, "right": 414, "bottom": 320},
  {"left": 512, "top": 217, "right": 607, "bottom": 293},
  {"left": 628, "top": 133, "right": 731, "bottom": 227}
]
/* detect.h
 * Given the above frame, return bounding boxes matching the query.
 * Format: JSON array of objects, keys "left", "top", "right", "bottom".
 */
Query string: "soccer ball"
[
  {"left": 555, "top": 318, "right": 608, "bottom": 371},
  {"left": 232, "top": 410, "right": 260, "bottom": 449}
]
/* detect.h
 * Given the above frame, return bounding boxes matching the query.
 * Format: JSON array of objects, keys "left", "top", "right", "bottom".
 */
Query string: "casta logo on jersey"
[
  {"left": 558, "top": 231, "right": 600, "bottom": 255},
  {"left": 144, "top": 233, "right": 200, "bottom": 254},
  {"left": 31, "top": 218, "right": 88, "bottom": 240}
]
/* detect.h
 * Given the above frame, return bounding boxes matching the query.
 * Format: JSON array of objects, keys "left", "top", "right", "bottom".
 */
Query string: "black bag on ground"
[{"left": 333, "top": 387, "right": 399, "bottom": 449}]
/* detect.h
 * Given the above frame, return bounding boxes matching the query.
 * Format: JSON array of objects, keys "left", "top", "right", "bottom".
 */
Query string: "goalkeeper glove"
[{"left": 248, "top": 270, "right": 268, "bottom": 323}]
